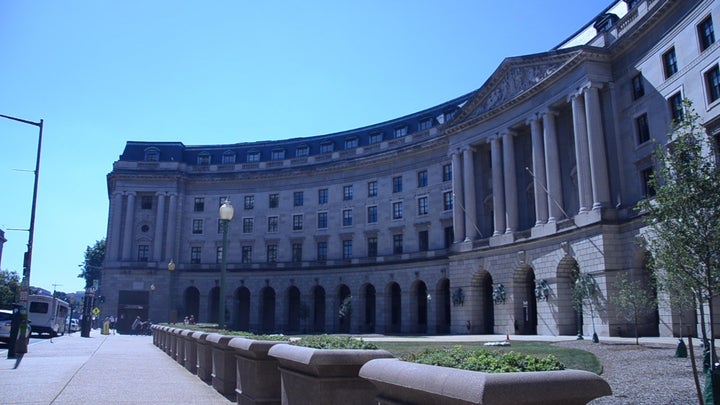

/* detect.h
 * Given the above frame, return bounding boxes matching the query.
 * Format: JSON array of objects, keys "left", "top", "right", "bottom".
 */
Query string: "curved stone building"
[{"left": 103, "top": 0, "right": 720, "bottom": 337}]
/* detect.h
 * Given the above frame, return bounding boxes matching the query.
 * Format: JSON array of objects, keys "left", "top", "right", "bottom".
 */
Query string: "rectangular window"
[
  {"left": 641, "top": 167, "right": 656, "bottom": 197},
  {"left": 293, "top": 191, "right": 304, "bottom": 206},
  {"left": 244, "top": 195, "right": 254, "bottom": 210},
  {"left": 417, "top": 170, "right": 428, "bottom": 188},
  {"left": 222, "top": 152, "right": 235, "bottom": 164},
  {"left": 292, "top": 243, "right": 302, "bottom": 263},
  {"left": 267, "top": 216, "right": 279, "bottom": 232},
  {"left": 631, "top": 74, "right": 645, "bottom": 100},
  {"left": 367, "top": 205, "right": 378, "bottom": 223},
  {"left": 241, "top": 246, "right": 252, "bottom": 263},
  {"left": 393, "top": 234, "right": 403, "bottom": 254},
  {"left": 392, "top": 176, "right": 403, "bottom": 193},
  {"left": 342, "top": 209, "right": 353, "bottom": 226},
  {"left": 243, "top": 217, "right": 254, "bottom": 233},
  {"left": 194, "top": 197, "right": 205, "bottom": 212},
  {"left": 293, "top": 214, "right": 303, "bottom": 231},
  {"left": 669, "top": 92, "right": 684, "bottom": 122},
  {"left": 317, "top": 241, "right": 327, "bottom": 262},
  {"left": 392, "top": 201, "right": 403, "bottom": 220},
  {"left": 269, "top": 193, "right": 279, "bottom": 208},
  {"left": 394, "top": 126, "right": 407, "bottom": 138},
  {"left": 192, "top": 219, "right": 203, "bottom": 234},
  {"left": 317, "top": 212, "right": 328, "bottom": 229},
  {"left": 369, "top": 132, "right": 383, "bottom": 144},
  {"left": 419, "top": 230, "right": 429, "bottom": 252},
  {"left": 419, "top": 118, "right": 433, "bottom": 131},
  {"left": 636, "top": 113, "right": 650, "bottom": 144},
  {"left": 343, "top": 185, "right": 353, "bottom": 201},
  {"left": 217, "top": 218, "right": 223, "bottom": 234},
  {"left": 191, "top": 246, "right": 202, "bottom": 264},
  {"left": 247, "top": 151, "right": 260, "bottom": 162},
  {"left": 197, "top": 153, "right": 211, "bottom": 165},
  {"left": 663, "top": 47, "right": 678, "bottom": 78},
  {"left": 367, "top": 237, "right": 378, "bottom": 257},
  {"left": 418, "top": 196, "right": 429, "bottom": 216},
  {"left": 342, "top": 240, "right": 352, "bottom": 260},
  {"left": 344, "top": 138, "right": 358, "bottom": 149},
  {"left": 367, "top": 181, "right": 378, "bottom": 197},
  {"left": 138, "top": 245, "right": 149, "bottom": 262},
  {"left": 699, "top": 15, "right": 716, "bottom": 51},
  {"left": 267, "top": 244, "right": 278, "bottom": 263},
  {"left": 442, "top": 164, "right": 452, "bottom": 182},
  {"left": 271, "top": 150, "right": 285, "bottom": 160},
  {"left": 706, "top": 65, "right": 720, "bottom": 103},
  {"left": 216, "top": 247, "right": 223, "bottom": 264},
  {"left": 320, "top": 142, "right": 334, "bottom": 154},
  {"left": 296, "top": 145, "right": 310, "bottom": 157},
  {"left": 141, "top": 196, "right": 153, "bottom": 209},
  {"left": 443, "top": 191, "right": 453, "bottom": 211},
  {"left": 318, "top": 188, "right": 328, "bottom": 204}
]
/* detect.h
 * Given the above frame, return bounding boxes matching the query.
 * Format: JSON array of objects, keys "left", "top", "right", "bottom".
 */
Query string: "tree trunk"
[{"left": 688, "top": 335, "right": 704, "bottom": 405}]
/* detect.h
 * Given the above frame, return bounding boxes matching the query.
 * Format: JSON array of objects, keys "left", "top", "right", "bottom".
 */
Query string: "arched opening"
[
  {"left": 386, "top": 282, "right": 402, "bottom": 334},
  {"left": 286, "top": 286, "right": 301, "bottom": 333},
  {"left": 470, "top": 270, "right": 495, "bottom": 334},
  {"left": 338, "top": 284, "right": 351, "bottom": 333},
  {"left": 362, "top": 284, "right": 376, "bottom": 333},
  {"left": 410, "top": 280, "right": 428, "bottom": 334},
  {"left": 183, "top": 286, "right": 200, "bottom": 323},
  {"left": 209, "top": 286, "right": 220, "bottom": 324},
  {"left": 312, "top": 286, "right": 326, "bottom": 333},
  {"left": 435, "top": 278, "right": 451, "bottom": 334},
  {"left": 235, "top": 287, "right": 250, "bottom": 332},
  {"left": 260, "top": 287, "right": 275, "bottom": 333},
  {"left": 514, "top": 267, "right": 537, "bottom": 335},
  {"left": 557, "top": 257, "right": 579, "bottom": 336}
]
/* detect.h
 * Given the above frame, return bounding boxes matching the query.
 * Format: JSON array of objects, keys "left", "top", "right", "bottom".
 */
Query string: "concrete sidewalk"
[{"left": 0, "top": 330, "right": 231, "bottom": 405}]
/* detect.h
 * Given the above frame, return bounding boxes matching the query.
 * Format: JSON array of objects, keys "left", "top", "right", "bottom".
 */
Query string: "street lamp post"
[
  {"left": 218, "top": 199, "right": 234, "bottom": 329},
  {"left": 168, "top": 259, "right": 176, "bottom": 324},
  {"left": 1, "top": 114, "right": 43, "bottom": 359}
]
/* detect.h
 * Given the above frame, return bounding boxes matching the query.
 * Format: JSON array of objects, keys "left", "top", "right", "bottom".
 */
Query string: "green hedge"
[
  {"left": 291, "top": 334, "right": 379, "bottom": 349},
  {"left": 403, "top": 345, "right": 565, "bottom": 373}
]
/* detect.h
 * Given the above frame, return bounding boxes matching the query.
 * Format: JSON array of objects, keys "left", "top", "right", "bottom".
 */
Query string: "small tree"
[
  {"left": 78, "top": 239, "right": 105, "bottom": 288},
  {"left": 613, "top": 273, "right": 658, "bottom": 345},
  {"left": 0, "top": 269, "right": 21, "bottom": 308},
  {"left": 573, "top": 264, "right": 603, "bottom": 342}
]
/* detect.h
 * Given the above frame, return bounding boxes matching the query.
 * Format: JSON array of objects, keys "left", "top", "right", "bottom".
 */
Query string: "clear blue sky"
[{"left": 0, "top": 0, "right": 611, "bottom": 294}]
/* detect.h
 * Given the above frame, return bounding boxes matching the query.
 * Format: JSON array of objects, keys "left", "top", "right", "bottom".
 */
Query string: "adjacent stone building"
[{"left": 102, "top": 0, "right": 720, "bottom": 337}]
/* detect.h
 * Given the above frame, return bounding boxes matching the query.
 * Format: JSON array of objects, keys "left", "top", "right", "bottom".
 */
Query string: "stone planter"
[
  {"left": 174, "top": 329, "right": 187, "bottom": 366},
  {"left": 207, "top": 333, "right": 237, "bottom": 398},
  {"left": 194, "top": 331, "right": 214, "bottom": 382},
  {"left": 229, "top": 337, "right": 286, "bottom": 405},
  {"left": 268, "top": 343, "right": 394, "bottom": 405},
  {"left": 359, "top": 358, "right": 612, "bottom": 405},
  {"left": 184, "top": 330, "right": 203, "bottom": 374}
]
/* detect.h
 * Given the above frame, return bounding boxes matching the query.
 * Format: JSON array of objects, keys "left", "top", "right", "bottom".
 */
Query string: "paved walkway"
[
  {"left": 0, "top": 329, "right": 682, "bottom": 405},
  {"left": 0, "top": 329, "right": 230, "bottom": 405}
]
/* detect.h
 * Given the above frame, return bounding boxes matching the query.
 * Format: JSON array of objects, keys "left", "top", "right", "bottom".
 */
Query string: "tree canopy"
[{"left": 78, "top": 239, "right": 105, "bottom": 288}]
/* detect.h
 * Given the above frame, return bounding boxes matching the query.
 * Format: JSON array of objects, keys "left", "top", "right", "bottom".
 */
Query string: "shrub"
[
  {"left": 403, "top": 345, "right": 565, "bottom": 373},
  {"left": 292, "top": 334, "right": 378, "bottom": 349}
]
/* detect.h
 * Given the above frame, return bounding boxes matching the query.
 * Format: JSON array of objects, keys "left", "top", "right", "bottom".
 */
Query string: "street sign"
[{"left": 92, "top": 307, "right": 100, "bottom": 316}]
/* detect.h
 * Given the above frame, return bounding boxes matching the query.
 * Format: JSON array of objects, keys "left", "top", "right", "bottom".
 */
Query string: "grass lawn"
[{"left": 372, "top": 340, "right": 602, "bottom": 374}]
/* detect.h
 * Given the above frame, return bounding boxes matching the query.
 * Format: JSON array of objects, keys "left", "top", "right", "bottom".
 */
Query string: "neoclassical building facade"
[{"left": 103, "top": 0, "right": 720, "bottom": 337}]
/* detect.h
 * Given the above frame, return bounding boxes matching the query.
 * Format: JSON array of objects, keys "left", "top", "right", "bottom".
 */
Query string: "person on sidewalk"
[{"left": 131, "top": 316, "right": 143, "bottom": 335}]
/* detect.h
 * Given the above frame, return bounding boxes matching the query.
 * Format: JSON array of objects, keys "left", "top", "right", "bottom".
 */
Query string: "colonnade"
[
  {"left": 107, "top": 191, "right": 177, "bottom": 262},
  {"left": 451, "top": 82, "right": 611, "bottom": 243}
]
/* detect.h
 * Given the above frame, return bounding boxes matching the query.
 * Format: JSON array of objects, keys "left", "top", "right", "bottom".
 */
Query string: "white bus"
[{"left": 28, "top": 294, "right": 70, "bottom": 337}]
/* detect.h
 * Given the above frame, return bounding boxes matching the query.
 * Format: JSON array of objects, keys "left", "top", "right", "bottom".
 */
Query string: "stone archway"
[
  {"left": 286, "top": 286, "right": 301, "bottom": 333},
  {"left": 361, "top": 283, "right": 376, "bottom": 333},
  {"left": 386, "top": 282, "right": 402, "bottom": 334},
  {"left": 312, "top": 285, "right": 326, "bottom": 333},
  {"left": 234, "top": 286, "right": 251, "bottom": 331},
  {"left": 435, "top": 278, "right": 451, "bottom": 334},
  {"left": 470, "top": 270, "right": 494, "bottom": 334},
  {"left": 260, "top": 287, "right": 276, "bottom": 333},
  {"left": 513, "top": 266, "right": 537, "bottom": 335},
  {"left": 410, "top": 280, "right": 428, "bottom": 334}
]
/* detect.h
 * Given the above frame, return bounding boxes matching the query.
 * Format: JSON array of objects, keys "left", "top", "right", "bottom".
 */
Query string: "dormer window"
[
  {"left": 418, "top": 118, "right": 433, "bottom": 131},
  {"left": 593, "top": 13, "right": 619, "bottom": 33},
  {"left": 271, "top": 149, "right": 286, "bottom": 160},
  {"left": 222, "top": 150, "right": 236, "bottom": 164},
  {"left": 296, "top": 145, "right": 310, "bottom": 157},
  {"left": 247, "top": 151, "right": 261, "bottom": 162},
  {"left": 197, "top": 152, "right": 211, "bottom": 165},
  {"left": 369, "top": 132, "right": 383, "bottom": 144},
  {"left": 394, "top": 126, "right": 408, "bottom": 138},
  {"left": 144, "top": 148, "right": 160, "bottom": 162},
  {"left": 320, "top": 142, "right": 334, "bottom": 154},
  {"left": 344, "top": 137, "right": 358, "bottom": 149},
  {"left": 444, "top": 110, "right": 456, "bottom": 123}
]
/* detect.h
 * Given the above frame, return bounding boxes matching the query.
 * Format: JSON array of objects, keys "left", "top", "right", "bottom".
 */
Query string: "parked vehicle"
[
  {"left": 0, "top": 309, "right": 32, "bottom": 343},
  {"left": 28, "top": 295, "right": 70, "bottom": 337},
  {"left": 69, "top": 318, "right": 80, "bottom": 332}
]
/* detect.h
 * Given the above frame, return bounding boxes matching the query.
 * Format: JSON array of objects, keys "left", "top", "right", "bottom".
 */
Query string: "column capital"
[
  {"left": 155, "top": 191, "right": 167, "bottom": 197},
  {"left": 540, "top": 108, "right": 558, "bottom": 118},
  {"left": 125, "top": 191, "right": 137, "bottom": 197},
  {"left": 579, "top": 80, "right": 604, "bottom": 92},
  {"left": 525, "top": 113, "right": 540, "bottom": 126}
]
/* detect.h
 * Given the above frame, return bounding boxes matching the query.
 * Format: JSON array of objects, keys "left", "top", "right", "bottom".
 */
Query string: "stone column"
[
  {"left": 570, "top": 93, "right": 592, "bottom": 213},
  {"left": 502, "top": 132, "right": 518, "bottom": 233},
  {"left": 451, "top": 151, "right": 465, "bottom": 243},
  {"left": 490, "top": 137, "right": 506, "bottom": 236},
  {"left": 543, "top": 110, "right": 563, "bottom": 222},
  {"left": 108, "top": 191, "right": 124, "bottom": 261},
  {"left": 584, "top": 84, "right": 611, "bottom": 209},
  {"left": 153, "top": 192, "right": 166, "bottom": 261},
  {"left": 121, "top": 192, "right": 136, "bottom": 260},
  {"left": 529, "top": 117, "right": 548, "bottom": 225},
  {"left": 462, "top": 147, "right": 478, "bottom": 241},
  {"left": 165, "top": 193, "right": 178, "bottom": 262}
]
